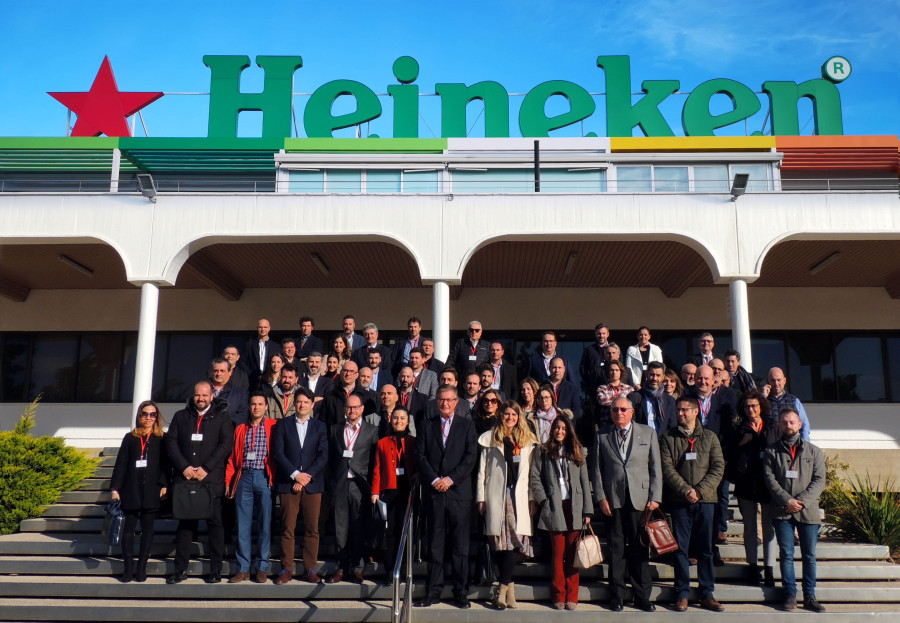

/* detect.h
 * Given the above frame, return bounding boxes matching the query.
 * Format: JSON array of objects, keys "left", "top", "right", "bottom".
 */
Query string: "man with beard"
[
  {"left": 628, "top": 361, "right": 677, "bottom": 437},
  {"left": 267, "top": 364, "right": 300, "bottom": 420}
]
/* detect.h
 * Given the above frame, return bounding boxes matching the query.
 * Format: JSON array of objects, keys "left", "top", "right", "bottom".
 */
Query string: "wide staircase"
[{"left": 0, "top": 448, "right": 898, "bottom": 621}]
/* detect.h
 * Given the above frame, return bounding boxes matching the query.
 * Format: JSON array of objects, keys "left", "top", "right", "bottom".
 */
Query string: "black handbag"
[
  {"left": 101, "top": 499, "right": 126, "bottom": 546},
  {"left": 171, "top": 480, "right": 215, "bottom": 520}
]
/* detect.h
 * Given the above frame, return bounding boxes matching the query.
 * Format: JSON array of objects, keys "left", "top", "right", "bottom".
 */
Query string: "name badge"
[
  {"left": 468, "top": 355, "right": 477, "bottom": 361},
  {"left": 642, "top": 364, "right": 648, "bottom": 370},
  {"left": 246, "top": 452, "right": 257, "bottom": 460},
  {"left": 191, "top": 433, "right": 203, "bottom": 442},
  {"left": 785, "top": 470, "right": 799, "bottom": 479},
  {"left": 512, "top": 455, "right": 522, "bottom": 463},
  {"left": 685, "top": 452, "right": 698, "bottom": 460},
  {"left": 343, "top": 450, "right": 354, "bottom": 458},
  {"left": 396, "top": 467, "right": 405, "bottom": 476},
  {"left": 135, "top": 460, "right": 147, "bottom": 468}
]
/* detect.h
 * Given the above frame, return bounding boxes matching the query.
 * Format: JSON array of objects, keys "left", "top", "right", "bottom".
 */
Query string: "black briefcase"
[
  {"left": 101, "top": 499, "right": 126, "bottom": 545},
  {"left": 171, "top": 481, "right": 215, "bottom": 520}
]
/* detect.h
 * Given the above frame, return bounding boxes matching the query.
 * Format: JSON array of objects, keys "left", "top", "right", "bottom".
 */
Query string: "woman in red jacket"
[{"left": 370, "top": 407, "right": 418, "bottom": 578}]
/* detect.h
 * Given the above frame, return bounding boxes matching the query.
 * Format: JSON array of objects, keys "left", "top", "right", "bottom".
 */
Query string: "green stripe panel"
[
  {"left": 0, "top": 137, "right": 119, "bottom": 149},
  {"left": 284, "top": 138, "right": 447, "bottom": 153},
  {"left": 117, "top": 137, "right": 285, "bottom": 151}
]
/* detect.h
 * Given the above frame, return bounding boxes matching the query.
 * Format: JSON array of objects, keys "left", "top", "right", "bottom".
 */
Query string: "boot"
[
  {"left": 492, "top": 583, "right": 508, "bottom": 610},
  {"left": 764, "top": 566, "right": 776, "bottom": 587},
  {"left": 135, "top": 554, "right": 150, "bottom": 582},
  {"left": 748, "top": 564, "right": 761, "bottom": 586},
  {"left": 506, "top": 582, "right": 517, "bottom": 609},
  {"left": 120, "top": 555, "right": 133, "bottom": 583}
]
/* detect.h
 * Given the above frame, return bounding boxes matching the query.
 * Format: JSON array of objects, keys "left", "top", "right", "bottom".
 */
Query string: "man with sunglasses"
[{"left": 446, "top": 320, "right": 489, "bottom": 372}]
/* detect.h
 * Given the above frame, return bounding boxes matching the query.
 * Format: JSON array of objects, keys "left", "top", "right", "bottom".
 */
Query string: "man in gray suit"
[
  {"left": 591, "top": 396, "right": 662, "bottom": 612},
  {"left": 409, "top": 347, "right": 438, "bottom": 400}
]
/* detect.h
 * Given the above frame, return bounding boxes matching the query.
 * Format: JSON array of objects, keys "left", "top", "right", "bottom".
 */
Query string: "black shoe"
[
  {"left": 748, "top": 564, "right": 761, "bottom": 586},
  {"left": 803, "top": 597, "right": 826, "bottom": 613},
  {"left": 452, "top": 595, "right": 471, "bottom": 609},
  {"left": 764, "top": 566, "right": 776, "bottom": 587},
  {"left": 205, "top": 571, "right": 222, "bottom": 584},
  {"left": 166, "top": 571, "right": 188, "bottom": 584},
  {"left": 634, "top": 598, "right": 656, "bottom": 613},
  {"left": 713, "top": 551, "right": 725, "bottom": 567},
  {"left": 414, "top": 596, "right": 437, "bottom": 608},
  {"left": 609, "top": 597, "right": 624, "bottom": 611},
  {"left": 118, "top": 572, "right": 133, "bottom": 583}
]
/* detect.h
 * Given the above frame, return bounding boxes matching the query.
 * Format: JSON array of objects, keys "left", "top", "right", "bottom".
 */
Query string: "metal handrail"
[{"left": 391, "top": 486, "right": 417, "bottom": 623}]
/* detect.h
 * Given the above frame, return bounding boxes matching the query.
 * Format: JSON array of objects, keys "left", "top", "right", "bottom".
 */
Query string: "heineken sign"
[{"left": 51, "top": 55, "right": 850, "bottom": 139}]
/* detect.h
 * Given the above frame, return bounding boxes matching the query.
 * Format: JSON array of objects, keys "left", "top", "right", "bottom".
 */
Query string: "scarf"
[{"left": 536, "top": 406, "right": 557, "bottom": 443}]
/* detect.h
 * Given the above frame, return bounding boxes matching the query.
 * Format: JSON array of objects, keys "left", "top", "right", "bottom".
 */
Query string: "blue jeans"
[
  {"left": 713, "top": 478, "right": 730, "bottom": 535},
  {"left": 773, "top": 518, "right": 818, "bottom": 598},
  {"left": 235, "top": 468, "right": 272, "bottom": 573},
  {"left": 669, "top": 502, "right": 715, "bottom": 599}
]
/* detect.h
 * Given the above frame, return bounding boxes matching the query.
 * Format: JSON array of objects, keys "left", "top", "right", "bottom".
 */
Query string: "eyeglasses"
[
  {"left": 611, "top": 407, "right": 632, "bottom": 412},
  {"left": 139, "top": 411, "right": 157, "bottom": 418},
  {"left": 345, "top": 404, "right": 363, "bottom": 411},
  {"left": 437, "top": 398, "right": 457, "bottom": 403},
  {"left": 484, "top": 398, "right": 499, "bottom": 404},
  {"left": 467, "top": 327, "right": 481, "bottom": 333}
]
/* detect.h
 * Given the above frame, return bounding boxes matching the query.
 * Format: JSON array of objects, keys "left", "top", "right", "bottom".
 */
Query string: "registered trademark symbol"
[{"left": 822, "top": 56, "right": 851, "bottom": 83}]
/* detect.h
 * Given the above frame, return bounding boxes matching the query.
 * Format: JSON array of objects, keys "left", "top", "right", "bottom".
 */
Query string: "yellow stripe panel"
[{"left": 610, "top": 136, "right": 776, "bottom": 152}]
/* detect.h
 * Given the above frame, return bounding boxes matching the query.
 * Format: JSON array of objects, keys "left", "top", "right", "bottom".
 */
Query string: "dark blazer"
[
  {"left": 242, "top": 338, "right": 279, "bottom": 385},
  {"left": 391, "top": 336, "right": 425, "bottom": 375},
  {"left": 525, "top": 353, "right": 576, "bottom": 385},
  {"left": 229, "top": 366, "right": 250, "bottom": 391},
  {"left": 424, "top": 357, "right": 445, "bottom": 373},
  {"left": 270, "top": 415, "right": 329, "bottom": 495},
  {"left": 370, "top": 368, "right": 394, "bottom": 391},
  {"left": 446, "top": 338, "right": 489, "bottom": 372},
  {"left": 690, "top": 351, "right": 720, "bottom": 367},
  {"left": 552, "top": 379, "right": 582, "bottom": 419},
  {"left": 685, "top": 388, "right": 735, "bottom": 438},
  {"left": 110, "top": 433, "right": 168, "bottom": 511},
  {"left": 213, "top": 381, "right": 249, "bottom": 426},
  {"left": 579, "top": 343, "right": 607, "bottom": 395},
  {"left": 347, "top": 332, "right": 366, "bottom": 353},
  {"left": 164, "top": 398, "right": 234, "bottom": 496},
  {"left": 398, "top": 389, "right": 428, "bottom": 432},
  {"left": 299, "top": 373, "right": 333, "bottom": 418},
  {"left": 297, "top": 333, "right": 325, "bottom": 360},
  {"left": 491, "top": 359, "right": 518, "bottom": 403},
  {"left": 322, "top": 384, "right": 377, "bottom": 429},
  {"left": 627, "top": 389, "right": 677, "bottom": 437},
  {"left": 415, "top": 414, "right": 478, "bottom": 500},
  {"left": 353, "top": 343, "right": 393, "bottom": 373},
  {"left": 328, "top": 420, "right": 379, "bottom": 493}
]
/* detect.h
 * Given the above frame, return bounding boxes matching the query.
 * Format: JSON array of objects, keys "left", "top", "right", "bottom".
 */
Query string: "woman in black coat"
[{"left": 110, "top": 401, "right": 168, "bottom": 582}]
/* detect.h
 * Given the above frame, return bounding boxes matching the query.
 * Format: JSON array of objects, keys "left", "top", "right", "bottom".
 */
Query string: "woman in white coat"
[
  {"left": 476, "top": 400, "right": 538, "bottom": 610},
  {"left": 625, "top": 326, "right": 663, "bottom": 388}
]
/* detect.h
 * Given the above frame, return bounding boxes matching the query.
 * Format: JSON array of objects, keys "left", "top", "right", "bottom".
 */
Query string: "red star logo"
[{"left": 48, "top": 56, "right": 163, "bottom": 137}]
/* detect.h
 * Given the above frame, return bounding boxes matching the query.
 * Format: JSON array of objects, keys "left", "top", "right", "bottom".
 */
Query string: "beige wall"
[{"left": 2, "top": 286, "right": 898, "bottom": 332}]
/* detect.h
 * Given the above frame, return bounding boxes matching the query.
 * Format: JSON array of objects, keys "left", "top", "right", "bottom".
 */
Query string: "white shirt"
[
  {"left": 258, "top": 339, "right": 268, "bottom": 373},
  {"left": 288, "top": 416, "right": 311, "bottom": 480}
]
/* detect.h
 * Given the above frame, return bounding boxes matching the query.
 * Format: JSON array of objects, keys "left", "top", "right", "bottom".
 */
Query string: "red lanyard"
[
  {"left": 282, "top": 393, "right": 291, "bottom": 414},
  {"left": 393, "top": 437, "right": 404, "bottom": 465},
  {"left": 401, "top": 392, "right": 409, "bottom": 406},
  {"left": 789, "top": 443, "right": 798, "bottom": 469},
  {"left": 195, "top": 414, "right": 205, "bottom": 434},
  {"left": 139, "top": 434, "right": 150, "bottom": 459},
  {"left": 344, "top": 424, "right": 360, "bottom": 450},
  {"left": 687, "top": 437, "right": 696, "bottom": 454},
  {"left": 248, "top": 423, "right": 261, "bottom": 454},
  {"left": 552, "top": 384, "right": 559, "bottom": 402},
  {"left": 470, "top": 342, "right": 477, "bottom": 355}
]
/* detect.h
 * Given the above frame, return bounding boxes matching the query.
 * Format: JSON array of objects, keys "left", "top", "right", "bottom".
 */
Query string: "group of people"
[{"left": 109, "top": 316, "right": 826, "bottom": 613}]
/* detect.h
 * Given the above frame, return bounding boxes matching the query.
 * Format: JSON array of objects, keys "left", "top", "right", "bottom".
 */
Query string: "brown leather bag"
[{"left": 640, "top": 508, "right": 679, "bottom": 557}]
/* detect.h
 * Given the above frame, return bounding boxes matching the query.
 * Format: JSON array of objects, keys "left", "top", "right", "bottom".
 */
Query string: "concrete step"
[
  {"left": 91, "top": 467, "right": 114, "bottom": 478},
  {"left": 76, "top": 478, "right": 110, "bottom": 491},
  {"left": 2, "top": 551, "right": 898, "bottom": 583},
  {"left": 58, "top": 491, "right": 110, "bottom": 504}
]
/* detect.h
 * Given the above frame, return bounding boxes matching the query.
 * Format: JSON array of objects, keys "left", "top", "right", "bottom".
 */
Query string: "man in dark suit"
[
  {"left": 487, "top": 341, "right": 517, "bottom": 401},
  {"left": 209, "top": 358, "right": 249, "bottom": 426},
  {"left": 342, "top": 314, "right": 366, "bottom": 353},
  {"left": 242, "top": 318, "right": 279, "bottom": 389},
  {"left": 327, "top": 394, "right": 379, "bottom": 583},
  {"left": 352, "top": 323, "right": 393, "bottom": 372},
  {"left": 421, "top": 338, "right": 444, "bottom": 372},
  {"left": 322, "top": 361, "right": 376, "bottom": 429},
  {"left": 548, "top": 356, "right": 582, "bottom": 419},
  {"left": 690, "top": 333, "right": 719, "bottom": 367},
  {"left": 414, "top": 385, "right": 478, "bottom": 609},
  {"left": 270, "top": 388, "right": 329, "bottom": 584},
  {"left": 628, "top": 361, "right": 677, "bottom": 437},
  {"left": 525, "top": 331, "right": 576, "bottom": 385},
  {"left": 391, "top": 316, "right": 424, "bottom": 376},
  {"left": 296, "top": 316, "right": 325, "bottom": 367},
  {"left": 222, "top": 345, "right": 249, "bottom": 391},
  {"left": 446, "top": 320, "right": 489, "bottom": 373},
  {"left": 580, "top": 323, "right": 610, "bottom": 396},
  {"left": 591, "top": 396, "right": 662, "bottom": 612},
  {"left": 367, "top": 350, "right": 393, "bottom": 391},
  {"left": 298, "top": 352, "right": 332, "bottom": 418},
  {"left": 165, "top": 381, "right": 234, "bottom": 584}
]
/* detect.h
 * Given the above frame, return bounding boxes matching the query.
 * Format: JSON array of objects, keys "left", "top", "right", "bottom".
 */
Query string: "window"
[
  {"left": 617, "top": 166, "right": 651, "bottom": 192},
  {"left": 75, "top": 333, "right": 124, "bottom": 402},
  {"left": 402, "top": 170, "right": 440, "bottom": 193},
  {"left": 288, "top": 170, "right": 324, "bottom": 192},
  {"left": 654, "top": 167, "right": 689, "bottom": 192},
  {"left": 834, "top": 336, "right": 886, "bottom": 401},
  {"left": 327, "top": 170, "right": 361, "bottom": 193},
  {"left": 541, "top": 169, "right": 607, "bottom": 192},
  {"left": 29, "top": 335, "right": 79, "bottom": 402},
  {"left": 693, "top": 165, "right": 730, "bottom": 192},
  {"left": 367, "top": 170, "right": 401, "bottom": 193},
  {"left": 787, "top": 333, "right": 836, "bottom": 402}
]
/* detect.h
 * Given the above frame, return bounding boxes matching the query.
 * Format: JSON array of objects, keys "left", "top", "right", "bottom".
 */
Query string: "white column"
[
  {"left": 432, "top": 281, "right": 450, "bottom": 363},
  {"left": 729, "top": 278, "right": 753, "bottom": 372},
  {"left": 131, "top": 282, "right": 160, "bottom": 424},
  {"left": 110, "top": 148, "right": 121, "bottom": 193}
]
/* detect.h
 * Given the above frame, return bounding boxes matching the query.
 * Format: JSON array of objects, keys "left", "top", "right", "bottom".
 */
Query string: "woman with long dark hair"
[
  {"left": 473, "top": 388, "right": 504, "bottom": 435},
  {"left": 109, "top": 400, "right": 168, "bottom": 582},
  {"left": 476, "top": 401, "right": 538, "bottom": 609},
  {"left": 530, "top": 416, "right": 593, "bottom": 610}
]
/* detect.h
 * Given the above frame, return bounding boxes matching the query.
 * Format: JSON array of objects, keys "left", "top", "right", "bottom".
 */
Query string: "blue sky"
[{"left": 1, "top": 0, "right": 897, "bottom": 138}]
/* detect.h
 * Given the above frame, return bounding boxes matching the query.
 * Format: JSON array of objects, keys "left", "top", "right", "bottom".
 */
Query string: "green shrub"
[
  {"left": 823, "top": 471, "right": 900, "bottom": 557},
  {"left": 0, "top": 398, "right": 98, "bottom": 535}
]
